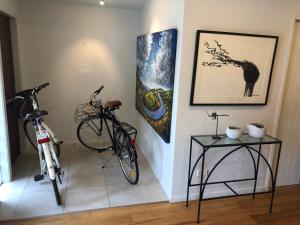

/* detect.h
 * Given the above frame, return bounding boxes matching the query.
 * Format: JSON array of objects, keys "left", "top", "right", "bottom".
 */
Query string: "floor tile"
[
  {"left": 23, "top": 173, "right": 67, "bottom": 193},
  {"left": 145, "top": 183, "right": 168, "bottom": 202},
  {"left": 0, "top": 194, "right": 21, "bottom": 221},
  {"left": 14, "top": 190, "right": 65, "bottom": 219},
  {"left": 100, "top": 151, "right": 120, "bottom": 168},
  {"left": 64, "top": 186, "right": 109, "bottom": 213},
  {"left": 139, "top": 164, "right": 158, "bottom": 185},
  {"left": 2, "top": 147, "right": 168, "bottom": 220},
  {"left": 107, "top": 183, "right": 149, "bottom": 207},
  {"left": 13, "top": 154, "right": 38, "bottom": 174},
  {"left": 69, "top": 155, "right": 103, "bottom": 172},
  {"left": 104, "top": 167, "right": 128, "bottom": 185},
  {"left": 67, "top": 169, "right": 106, "bottom": 189},
  {"left": 0, "top": 173, "right": 29, "bottom": 195}
]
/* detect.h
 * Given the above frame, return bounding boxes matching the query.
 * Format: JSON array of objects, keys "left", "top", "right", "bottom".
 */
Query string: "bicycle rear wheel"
[
  {"left": 77, "top": 115, "right": 113, "bottom": 150},
  {"left": 24, "top": 120, "right": 61, "bottom": 157},
  {"left": 116, "top": 129, "right": 139, "bottom": 184},
  {"left": 24, "top": 119, "right": 38, "bottom": 151}
]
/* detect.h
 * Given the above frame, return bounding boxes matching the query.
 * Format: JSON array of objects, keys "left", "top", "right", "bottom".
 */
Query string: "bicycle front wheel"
[
  {"left": 116, "top": 130, "right": 139, "bottom": 184},
  {"left": 77, "top": 115, "right": 113, "bottom": 150},
  {"left": 51, "top": 178, "right": 61, "bottom": 205}
]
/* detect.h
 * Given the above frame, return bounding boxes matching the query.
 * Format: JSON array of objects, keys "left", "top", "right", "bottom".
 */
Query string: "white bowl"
[
  {"left": 226, "top": 126, "right": 242, "bottom": 139},
  {"left": 247, "top": 123, "right": 266, "bottom": 138}
]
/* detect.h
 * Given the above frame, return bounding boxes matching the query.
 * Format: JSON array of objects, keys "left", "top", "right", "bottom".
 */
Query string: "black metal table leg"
[
  {"left": 197, "top": 147, "right": 207, "bottom": 223},
  {"left": 186, "top": 137, "right": 193, "bottom": 207},
  {"left": 269, "top": 142, "right": 282, "bottom": 213},
  {"left": 253, "top": 143, "right": 262, "bottom": 199}
]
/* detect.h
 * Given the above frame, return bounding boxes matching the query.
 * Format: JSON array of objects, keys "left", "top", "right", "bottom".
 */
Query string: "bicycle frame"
[
  {"left": 29, "top": 93, "right": 61, "bottom": 180},
  {"left": 100, "top": 110, "right": 119, "bottom": 152}
]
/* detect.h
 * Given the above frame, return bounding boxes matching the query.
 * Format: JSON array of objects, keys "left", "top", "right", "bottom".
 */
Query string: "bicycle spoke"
[
  {"left": 77, "top": 116, "right": 113, "bottom": 150},
  {"left": 86, "top": 119, "right": 100, "bottom": 135}
]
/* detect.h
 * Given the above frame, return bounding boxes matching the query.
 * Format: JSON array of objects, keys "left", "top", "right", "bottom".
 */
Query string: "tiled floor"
[{"left": 0, "top": 144, "right": 167, "bottom": 221}]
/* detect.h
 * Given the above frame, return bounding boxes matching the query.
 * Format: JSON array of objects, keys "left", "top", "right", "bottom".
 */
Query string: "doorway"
[
  {"left": 277, "top": 20, "right": 300, "bottom": 186},
  {"left": 0, "top": 13, "right": 20, "bottom": 165}
]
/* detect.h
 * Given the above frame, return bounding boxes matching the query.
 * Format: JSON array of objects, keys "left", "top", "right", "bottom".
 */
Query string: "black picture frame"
[{"left": 190, "top": 30, "right": 279, "bottom": 106}]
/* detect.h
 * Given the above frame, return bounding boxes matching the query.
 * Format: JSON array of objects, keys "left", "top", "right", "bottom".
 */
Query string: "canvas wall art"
[
  {"left": 190, "top": 30, "right": 278, "bottom": 105},
  {"left": 136, "top": 29, "right": 178, "bottom": 143}
]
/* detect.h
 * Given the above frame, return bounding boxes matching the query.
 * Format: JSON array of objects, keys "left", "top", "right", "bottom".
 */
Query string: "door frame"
[
  {"left": 0, "top": 41, "right": 12, "bottom": 183},
  {"left": 272, "top": 18, "right": 300, "bottom": 186},
  {"left": 269, "top": 16, "right": 300, "bottom": 187}
]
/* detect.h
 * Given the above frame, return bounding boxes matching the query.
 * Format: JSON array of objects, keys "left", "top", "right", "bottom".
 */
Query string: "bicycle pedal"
[{"left": 34, "top": 174, "right": 44, "bottom": 182}]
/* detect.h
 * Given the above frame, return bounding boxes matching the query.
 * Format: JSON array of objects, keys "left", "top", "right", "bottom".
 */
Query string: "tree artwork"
[{"left": 202, "top": 40, "right": 260, "bottom": 97}]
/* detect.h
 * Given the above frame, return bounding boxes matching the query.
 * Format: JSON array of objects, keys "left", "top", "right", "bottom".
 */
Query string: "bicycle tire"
[
  {"left": 24, "top": 120, "right": 61, "bottom": 157},
  {"left": 51, "top": 178, "right": 61, "bottom": 205},
  {"left": 24, "top": 119, "right": 38, "bottom": 151},
  {"left": 77, "top": 115, "right": 113, "bottom": 151},
  {"left": 53, "top": 143, "right": 61, "bottom": 158},
  {"left": 116, "top": 129, "right": 139, "bottom": 184}
]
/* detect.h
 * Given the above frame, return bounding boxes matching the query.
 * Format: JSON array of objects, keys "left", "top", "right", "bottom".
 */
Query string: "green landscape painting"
[{"left": 136, "top": 29, "right": 177, "bottom": 143}]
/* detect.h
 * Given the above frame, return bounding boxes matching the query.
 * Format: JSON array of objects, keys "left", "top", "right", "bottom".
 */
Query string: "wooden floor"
[{"left": 2, "top": 185, "right": 300, "bottom": 225}]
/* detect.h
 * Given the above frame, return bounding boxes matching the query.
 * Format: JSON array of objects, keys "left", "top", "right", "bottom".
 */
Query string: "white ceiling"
[{"left": 52, "top": 0, "right": 147, "bottom": 9}]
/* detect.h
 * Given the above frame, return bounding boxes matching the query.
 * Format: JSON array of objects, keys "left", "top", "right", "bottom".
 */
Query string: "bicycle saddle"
[
  {"left": 104, "top": 100, "right": 122, "bottom": 110},
  {"left": 14, "top": 89, "right": 34, "bottom": 99},
  {"left": 26, "top": 109, "right": 48, "bottom": 120}
]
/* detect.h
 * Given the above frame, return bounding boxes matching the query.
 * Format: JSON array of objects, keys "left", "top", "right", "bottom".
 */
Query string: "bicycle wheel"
[
  {"left": 77, "top": 115, "right": 113, "bottom": 150},
  {"left": 116, "top": 129, "right": 139, "bottom": 184},
  {"left": 51, "top": 178, "right": 61, "bottom": 205},
  {"left": 24, "top": 120, "right": 61, "bottom": 157},
  {"left": 24, "top": 119, "right": 38, "bottom": 151}
]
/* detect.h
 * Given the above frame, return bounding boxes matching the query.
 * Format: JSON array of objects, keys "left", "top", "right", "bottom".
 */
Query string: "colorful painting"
[{"left": 136, "top": 29, "right": 177, "bottom": 143}]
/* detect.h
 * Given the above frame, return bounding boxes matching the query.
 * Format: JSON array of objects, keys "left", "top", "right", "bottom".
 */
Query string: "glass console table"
[{"left": 185, "top": 134, "right": 282, "bottom": 223}]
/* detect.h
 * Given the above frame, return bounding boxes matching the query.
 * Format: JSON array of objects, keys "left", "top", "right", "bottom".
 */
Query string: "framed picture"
[
  {"left": 190, "top": 30, "right": 278, "bottom": 106},
  {"left": 136, "top": 29, "right": 177, "bottom": 143}
]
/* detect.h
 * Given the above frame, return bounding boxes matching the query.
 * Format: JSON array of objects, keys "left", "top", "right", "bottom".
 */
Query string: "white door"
[{"left": 277, "top": 21, "right": 300, "bottom": 186}]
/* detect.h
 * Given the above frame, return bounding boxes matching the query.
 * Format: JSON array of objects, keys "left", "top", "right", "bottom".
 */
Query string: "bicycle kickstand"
[{"left": 102, "top": 152, "right": 116, "bottom": 169}]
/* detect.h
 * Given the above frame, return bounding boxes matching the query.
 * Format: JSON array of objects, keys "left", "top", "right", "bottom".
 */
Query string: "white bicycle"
[{"left": 8, "top": 83, "right": 63, "bottom": 205}]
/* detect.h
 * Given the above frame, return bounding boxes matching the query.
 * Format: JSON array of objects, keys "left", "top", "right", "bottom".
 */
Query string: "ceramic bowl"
[
  {"left": 226, "top": 126, "right": 242, "bottom": 139},
  {"left": 247, "top": 123, "right": 266, "bottom": 138}
]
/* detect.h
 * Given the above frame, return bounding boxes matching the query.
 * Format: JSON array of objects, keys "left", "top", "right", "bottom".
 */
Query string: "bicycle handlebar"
[
  {"left": 7, "top": 82, "right": 49, "bottom": 104},
  {"left": 89, "top": 85, "right": 104, "bottom": 109},
  {"left": 94, "top": 85, "right": 104, "bottom": 95},
  {"left": 34, "top": 82, "right": 49, "bottom": 94}
]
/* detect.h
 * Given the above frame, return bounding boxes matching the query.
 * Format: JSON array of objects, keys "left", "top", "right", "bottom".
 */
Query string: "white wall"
[
  {"left": 171, "top": 0, "right": 300, "bottom": 201},
  {"left": 0, "top": 46, "right": 12, "bottom": 182},
  {"left": 137, "top": 0, "right": 184, "bottom": 199},
  {"left": 17, "top": 0, "right": 140, "bottom": 145}
]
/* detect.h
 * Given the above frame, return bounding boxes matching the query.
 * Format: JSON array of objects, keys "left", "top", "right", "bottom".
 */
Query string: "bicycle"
[
  {"left": 74, "top": 86, "right": 139, "bottom": 184},
  {"left": 8, "top": 83, "right": 63, "bottom": 205}
]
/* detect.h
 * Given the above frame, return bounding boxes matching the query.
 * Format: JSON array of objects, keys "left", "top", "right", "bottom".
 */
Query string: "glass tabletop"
[{"left": 192, "top": 134, "right": 281, "bottom": 147}]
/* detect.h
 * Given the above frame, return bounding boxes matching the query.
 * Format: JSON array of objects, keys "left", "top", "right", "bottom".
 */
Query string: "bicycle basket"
[{"left": 74, "top": 103, "right": 98, "bottom": 124}]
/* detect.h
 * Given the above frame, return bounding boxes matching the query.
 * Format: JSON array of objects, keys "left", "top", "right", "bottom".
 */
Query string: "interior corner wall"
[
  {"left": 171, "top": 0, "right": 300, "bottom": 201},
  {"left": 16, "top": 0, "right": 140, "bottom": 148},
  {"left": 0, "top": 0, "right": 18, "bottom": 18},
  {"left": 137, "top": 0, "right": 184, "bottom": 199}
]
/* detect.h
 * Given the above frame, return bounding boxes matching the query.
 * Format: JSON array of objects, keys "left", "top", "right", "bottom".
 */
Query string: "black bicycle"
[{"left": 74, "top": 86, "right": 139, "bottom": 184}]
